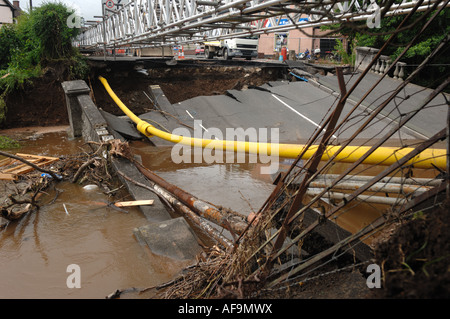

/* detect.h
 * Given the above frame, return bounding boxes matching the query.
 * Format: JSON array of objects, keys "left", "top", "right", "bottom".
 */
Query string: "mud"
[
  {"left": 90, "top": 64, "right": 283, "bottom": 116},
  {"left": 371, "top": 200, "right": 450, "bottom": 298},
  {"left": 2, "top": 62, "right": 75, "bottom": 129},
  {"left": 0, "top": 129, "right": 188, "bottom": 298}
]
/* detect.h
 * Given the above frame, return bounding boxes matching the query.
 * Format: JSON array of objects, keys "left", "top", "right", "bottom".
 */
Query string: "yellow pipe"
[{"left": 98, "top": 76, "right": 447, "bottom": 170}]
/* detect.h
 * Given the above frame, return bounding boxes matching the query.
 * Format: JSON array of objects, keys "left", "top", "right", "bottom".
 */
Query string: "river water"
[
  {"left": 0, "top": 126, "right": 428, "bottom": 298},
  {"left": 0, "top": 127, "right": 193, "bottom": 298},
  {"left": 0, "top": 126, "right": 276, "bottom": 298}
]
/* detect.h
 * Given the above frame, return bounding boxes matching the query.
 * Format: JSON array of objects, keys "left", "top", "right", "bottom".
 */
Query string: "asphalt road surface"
[{"left": 142, "top": 77, "right": 429, "bottom": 148}]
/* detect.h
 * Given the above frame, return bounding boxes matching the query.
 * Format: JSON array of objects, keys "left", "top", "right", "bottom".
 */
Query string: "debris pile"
[{"left": 0, "top": 142, "right": 122, "bottom": 227}]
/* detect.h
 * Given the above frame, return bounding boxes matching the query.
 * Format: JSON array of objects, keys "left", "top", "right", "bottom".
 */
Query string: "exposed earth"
[
  {"left": 2, "top": 61, "right": 281, "bottom": 129},
  {"left": 372, "top": 199, "right": 450, "bottom": 298}
]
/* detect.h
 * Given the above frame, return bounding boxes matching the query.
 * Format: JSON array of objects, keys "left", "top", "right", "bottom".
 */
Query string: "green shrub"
[
  {"left": 0, "top": 2, "right": 87, "bottom": 125},
  {"left": 0, "top": 24, "right": 20, "bottom": 70},
  {"left": 0, "top": 2, "right": 85, "bottom": 94},
  {"left": 334, "top": 39, "right": 355, "bottom": 66},
  {"left": 31, "top": 3, "right": 81, "bottom": 60}
]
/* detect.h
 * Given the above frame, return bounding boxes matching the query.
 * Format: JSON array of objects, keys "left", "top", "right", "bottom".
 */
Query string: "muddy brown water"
[
  {"left": 0, "top": 127, "right": 439, "bottom": 298},
  {"left": 0, "top": 128, "right": 187, "bottom": 298},
  {"left": 0, "top": 127, "right": 276, "bottom": 298}
]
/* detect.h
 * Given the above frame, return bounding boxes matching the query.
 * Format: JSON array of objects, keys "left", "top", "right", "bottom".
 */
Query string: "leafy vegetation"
[
  {"left": 32, "top": 3, "right": 82, "bottom": 60},
  {"left": 0, "top": 135, "right": 20, "bottom": 149},
  {"left": 0, "top": 24, "right": 20, "bottom": 70},
  {"left": 0, "top": 2, "right": 88, "bottom": 124},
  {"left": 333, "top": 38, "right": 356, "bottom": 66},
  {"left": 321, "top": 7, "right": 449, "bottom": 90}
]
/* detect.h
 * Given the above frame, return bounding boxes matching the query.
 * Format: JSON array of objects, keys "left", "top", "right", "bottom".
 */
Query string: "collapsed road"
[{"left": 62, "top": 58, "right": 445, "bottom": 252}]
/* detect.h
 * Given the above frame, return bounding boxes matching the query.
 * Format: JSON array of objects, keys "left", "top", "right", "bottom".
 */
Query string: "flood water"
[
  {"left": 0, "top": 126, "right": 435, "bottom": 298},
  {"left": 0, "top": 126, "right": 278, "bottom": 299},
  {"left": 0, "top": 127, "right": 191, "bottom": 298},
  {"left": 131, "top": 142, "right": 276, "bottom": 216},
  {"left": 130, "top": 142, "right": 388, "bottom": 237}
]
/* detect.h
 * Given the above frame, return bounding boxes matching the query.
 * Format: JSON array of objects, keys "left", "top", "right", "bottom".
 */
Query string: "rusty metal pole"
[
  {"left": 254, "top": 0, "right": 447, "bottom": 283},
  {"left": 258, "top": 0, "right": 428, "bottom": 215},
  {"left": 132, "top": 160, "right": 248, "bottom": 235},
  {"left": 115, "top": 169, "right": 234, "bottom": 250},
  {"left": 263, "top": 67, "right": 348, "bottom": 274},
  {"left": 271, "top": 128, "right": 448, "bottom": 262}
]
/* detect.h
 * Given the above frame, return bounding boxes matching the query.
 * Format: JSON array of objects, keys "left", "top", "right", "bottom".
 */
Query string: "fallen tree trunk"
[
  {"left": 133, "top": 161, "right": 248, "bottom": 236},
  {"left": 108, "top": 140, "right": 248, "bottom": 236},
  {"left": 115, "top": 168, "right": 233, "bottom": 250}
]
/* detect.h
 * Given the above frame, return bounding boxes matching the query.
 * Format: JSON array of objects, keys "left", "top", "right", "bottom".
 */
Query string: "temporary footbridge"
[{"left": 75, "top": 0, "right": 448, "bottom": 49}]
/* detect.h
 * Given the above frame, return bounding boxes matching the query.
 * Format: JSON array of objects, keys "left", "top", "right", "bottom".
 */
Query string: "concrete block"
[
  {"left": 61, "top": 80, "right": 172, "bottom": 222},
  {"left": 134, "top": 217, "right": 203, "bottom": 261},
  {"left": 355, "top": 46, "right": 379, "bottom": 72},
  {"left": 100, "top": 110, "right": 143, "bottom": 140},
  {"left": 61, "top": 80, "right": 91, "bottom": 138}
]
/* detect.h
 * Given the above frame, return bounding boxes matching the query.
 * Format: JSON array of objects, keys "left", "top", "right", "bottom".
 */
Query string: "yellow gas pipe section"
[{"left": 98, "top": 76, "right": 446, "bottom": 170}]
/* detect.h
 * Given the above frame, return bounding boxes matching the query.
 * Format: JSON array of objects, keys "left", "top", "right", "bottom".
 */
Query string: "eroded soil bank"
[
  {"left": 89, "top": 61, "right": 284, "bottom": 116},
  {"left": 3, "top": 63, "right": 71, "bottom": 128},
  {"left": 2, "top": 59, "right": 284, "bottom": 129},
  {"left": 372, "top": 199, "right": 450, "bottom": 298}
]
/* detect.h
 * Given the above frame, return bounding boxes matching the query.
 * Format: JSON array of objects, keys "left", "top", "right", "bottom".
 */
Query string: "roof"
[
  {"left": 1, "top": 0, "right": 15, "bottom": 10},
  {"left": 1, "top": 0, "right": 22, "bottom": 19}
]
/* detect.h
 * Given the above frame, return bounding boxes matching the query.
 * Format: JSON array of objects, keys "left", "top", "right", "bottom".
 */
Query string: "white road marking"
[
  {"left": 272, "top": 94, "right": 337, "bottom": 139},
  {"left": 186, "top": 109, "right": 219, "bottom": 140},
  {"left": 186, "top": 110, "right": 194, "bottom": 119},
  {"left": 199, "top": 123, "right": 209, "bottom": 132}
]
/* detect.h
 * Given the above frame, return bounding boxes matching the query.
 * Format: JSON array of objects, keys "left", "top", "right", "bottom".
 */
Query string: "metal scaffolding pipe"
[
  {"left": 306, "top": 188, "right": 407, "bottom": 207},
  {"left": 313, "top": 174, "right": 443, "bottom": 187},
  {"left": 115, "top": 169, "right": 234, "bottom": 249},
  {"left": 75, "top": 0, "right": 449, "bottom": 48},
  {"left": 132, "top": 161, "right": 248, "bottom": 235},
  {"left": 308, "top": 180, "right": 433, "bottom": 195}
]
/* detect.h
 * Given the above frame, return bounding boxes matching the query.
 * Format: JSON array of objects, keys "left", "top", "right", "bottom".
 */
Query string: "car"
[{"left": 195, "top": 46, "right": 205, "bottom": 55}]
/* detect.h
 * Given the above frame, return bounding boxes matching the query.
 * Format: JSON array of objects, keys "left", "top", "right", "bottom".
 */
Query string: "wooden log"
[
  {"left": 3, "top": 158, "right": 58, "bottom": 175},
  {"left": 2, "top": 159, "right": 42, "bottom": 173},
  {"left": 0, "top": 158, "right": 13, "bottom": 167},
  {"left": 11, "top": 159, "right": 58, "bottom": 175},
  {"left": 15, "top": 154, "right": 59, "bottom": 161}
]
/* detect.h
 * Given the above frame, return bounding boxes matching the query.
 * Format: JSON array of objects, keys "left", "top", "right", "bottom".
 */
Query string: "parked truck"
[{"left": 203, "top": 36, "right": 259, "bottom": 60}]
